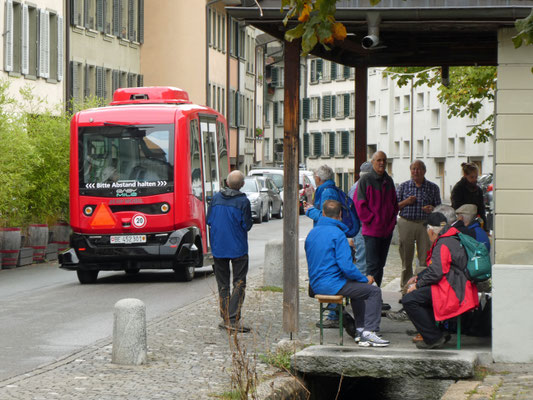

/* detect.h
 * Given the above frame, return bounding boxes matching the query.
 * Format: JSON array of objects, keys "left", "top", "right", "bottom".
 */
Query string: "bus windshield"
[{"left": 79, "top": 124, "right": 174, "bottom": 197}]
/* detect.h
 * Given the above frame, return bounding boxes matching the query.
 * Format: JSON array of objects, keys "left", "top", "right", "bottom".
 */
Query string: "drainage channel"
[{"left": 303, "top": 375, "right": 453, "bottom": 400}]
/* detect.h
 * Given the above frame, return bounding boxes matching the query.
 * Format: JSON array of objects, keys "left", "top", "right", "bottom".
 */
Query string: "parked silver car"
[
  {"left": 241, "top": 177, "right": 270, "bottom": 223},
  {"left": 256, "top": 176, "right": 283, "bottom": 220}
]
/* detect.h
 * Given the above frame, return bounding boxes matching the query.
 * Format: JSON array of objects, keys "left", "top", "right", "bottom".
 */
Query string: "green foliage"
[
  {"left": 386, "top": 66, "right": 496, "bottom": 143},
  {"left": 259, "top": 349, "right": 293, "bottom": 371},
  {"left": 0, "top": 80, "right": 106, "bottom": 227},
  {"left": 513, "top": 9, "right": 533, "bottom": 49}
]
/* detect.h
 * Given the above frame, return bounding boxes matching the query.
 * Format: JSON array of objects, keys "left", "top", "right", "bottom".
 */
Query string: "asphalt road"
[{"left": 0, "top": 216, "right": 313, "bottom": 381}]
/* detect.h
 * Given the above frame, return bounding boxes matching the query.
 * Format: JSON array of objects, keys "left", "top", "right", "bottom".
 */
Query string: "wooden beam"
[
  {"left": 282, "top": 39, "right": 300, "bottom": 334},
  {"left": 354, "top": 66, "right": 368, "bottom": 181}
]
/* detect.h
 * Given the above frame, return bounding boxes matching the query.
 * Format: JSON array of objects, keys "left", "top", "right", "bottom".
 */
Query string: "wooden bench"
[{"left": 315, "top": 294, "right": 344, "bottom": 346}]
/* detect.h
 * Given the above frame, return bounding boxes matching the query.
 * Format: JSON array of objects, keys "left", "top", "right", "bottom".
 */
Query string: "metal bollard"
[
  {"left": 112, "top": 298, "right": 147, "bottom": 365},
  {"left": 263, "top": 239, "right": 283, "bottom": 288}
]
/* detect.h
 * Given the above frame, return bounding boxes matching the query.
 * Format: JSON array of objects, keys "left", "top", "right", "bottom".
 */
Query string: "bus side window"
[
  {"left": 217, "top": 121, "right": 229, "bottom": 188},
  {"left": 190, "top": 119, "right": 203, "bottom": 200}
]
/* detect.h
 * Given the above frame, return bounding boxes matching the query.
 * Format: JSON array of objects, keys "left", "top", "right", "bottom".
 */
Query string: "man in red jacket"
[{"left": 402, "top": 212, "right": 479, "bottom": 349}]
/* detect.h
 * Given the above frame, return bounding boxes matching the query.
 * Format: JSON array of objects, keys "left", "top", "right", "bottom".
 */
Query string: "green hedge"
[{"left": 0, "top": 81, "right": 105, "bottom": 228}]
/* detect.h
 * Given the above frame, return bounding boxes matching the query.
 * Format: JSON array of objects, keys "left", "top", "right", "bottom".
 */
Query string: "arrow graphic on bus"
[
  {"left": 157, "top": 181, "right": 167, "bottom": 187},
  {"left": 86, "top": 183, "right": 96, "bottom": 189}
]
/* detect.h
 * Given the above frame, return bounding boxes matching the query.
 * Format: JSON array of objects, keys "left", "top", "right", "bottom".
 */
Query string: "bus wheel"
[
  {"left": 175, "top": 264, "right": 195, "bottom": 282},
  {"left": 77, "top": 269, "right": 99, "bottom": 284}
]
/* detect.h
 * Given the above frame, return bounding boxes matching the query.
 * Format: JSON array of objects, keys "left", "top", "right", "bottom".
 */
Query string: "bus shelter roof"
[{"left": 226, "top": 0, "right": 533, "bottom": 67}]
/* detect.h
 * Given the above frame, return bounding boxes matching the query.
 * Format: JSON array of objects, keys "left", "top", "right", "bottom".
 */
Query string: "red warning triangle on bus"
[{"left": 90, "top": 203, "right": 117, "bottom": 228}]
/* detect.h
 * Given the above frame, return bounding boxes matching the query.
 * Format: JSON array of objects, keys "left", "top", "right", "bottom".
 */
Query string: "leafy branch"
[{"left": 386, "top": 66, "right": 496, "bottom": 143}]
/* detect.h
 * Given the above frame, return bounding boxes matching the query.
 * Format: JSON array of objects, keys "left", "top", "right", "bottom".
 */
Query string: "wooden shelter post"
[
  {"left": 282, "top": 39, "right": 300, "bottom": 334},
  {"left": 354, "top": 66, "right": 368, "bottom": 180}
]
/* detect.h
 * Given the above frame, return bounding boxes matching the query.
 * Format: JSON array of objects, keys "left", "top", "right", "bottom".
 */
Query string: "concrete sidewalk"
[{"left": 0, "top": 244, "right": 531, "bottom": 399}]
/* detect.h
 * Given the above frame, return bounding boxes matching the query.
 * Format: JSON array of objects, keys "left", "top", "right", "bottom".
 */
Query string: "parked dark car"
[
  {"left": 241, "top": 177, "right": 270, "bottom": 223},
  {"left": 256, "top": 176, "right": 283, "bottom": 220}
]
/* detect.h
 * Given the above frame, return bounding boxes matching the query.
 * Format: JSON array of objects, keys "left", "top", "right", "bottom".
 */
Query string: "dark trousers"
[
  {"left": 402, "top": 285, "right": 443, "bottom": 344},
  {"left": 337, "top": 280, "right": 382, "bottom": 332},
  {"left": 363, "top": 234, "right": 392, "bottom": 287},
  {"left": 213, "top": 255, "right": 249, "bottom": 323}
]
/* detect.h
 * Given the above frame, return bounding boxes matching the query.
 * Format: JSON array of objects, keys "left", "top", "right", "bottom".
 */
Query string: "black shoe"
[
  {"left": 315, "top": 318, "right": 339, "bottom": 329},
  {"left": 415, "top": 335, "right": 446, "bottom": 349},
  {"left": 381, "top": 303, "right": 391, "bottom": 311},
  {"left": 218, "top": 321, "right": 251, "bottom": 333},
  {"left": 385, "top": 309, "right": 410, "bottom": 322}
]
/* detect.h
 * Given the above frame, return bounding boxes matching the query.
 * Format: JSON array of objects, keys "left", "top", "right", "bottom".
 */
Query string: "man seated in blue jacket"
[{"left": 305, "top": 200, "right": 390, "bottom": 347}]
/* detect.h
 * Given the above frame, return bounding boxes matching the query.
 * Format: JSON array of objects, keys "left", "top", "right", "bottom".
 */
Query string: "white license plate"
[{"left": 110, "top": 235, "right": 147, "bottom": 244}]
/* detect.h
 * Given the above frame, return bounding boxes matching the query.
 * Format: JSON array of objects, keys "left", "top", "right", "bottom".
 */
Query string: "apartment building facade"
[
  {"left": 303, "top": 60, "right": 495, "bottom": 201},
  {"left": 142, "top": 0, "right": 262, "bottom": 174},
  {"left": 68, "top": 0, "right": 144, "bottom": 105},
  {"left": 1, "top": 0, "right": 64, "bottom": 106}
]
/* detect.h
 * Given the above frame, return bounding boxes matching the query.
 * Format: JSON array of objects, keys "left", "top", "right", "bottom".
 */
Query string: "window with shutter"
[
  {"left": 137, "top": 74, "right": 143, "bottom": 86},
  {"left": 316, "top": 59, "right": 323, "bottom": 81},
  {"left": 28, "top": 6, "right": 38, "bottom": 76},
  {"left": 96, "top": 67, "right": 104, "bottom": 98},
  {"left": 313, "top": 133, "right": 322, "bottom": 156},
  {"left": 343, "top": 65, "right": 350, "bottom": 79},
  {"left": 84, "top": 64, "right": 90, "bottom": 97},
  {"left": 128, "top": 0, "right": 134, "bottom": 41},
  {"left": 329, "top": 132, "right": 335, "bottom": 156},
  {"left": 303, "top": 133, "right": 310, "bottom": 158},
  {"left": 341, "top": 131, "right": 349, "bottom": 155},
  {"left": 343, "top": 94, "right": 350, "bottom": 118},
  {"left": 138, "top": 0, "right": 144, "bottom": 43},
  {"left": 84, "top": 0, "right": 90, "bottom": 28},
  {"left": 331, "top": 96, "right": 336, "bottom": 119},
  {"left": 57, "top": 16, "right": 63, "bottom": 81},
  {"left": 4, "top": 0, "right": 14, "bottom": 72},
  {"left": 96, "top": 0, "right": 104, "bottom": 31},
  {"left": 271, "top": 67, "right": 278, "bottom": 87},
  {"left": 38, "top": 9, "right": 50, "bottom": 78},
  {"left": 302, "top": 98, "right": 310, "bottom": 120},
  {"left": 112, "top": 0, "right": 120, "bottom": 36},
  {"left": 310, "top": 60, "right": 316, "bottom": 83},
  {"left": 21, "top": 4, "right": 29, "bottom": 75},
  {"left": 104, "top": 69, "right": 110, "bottom": 99},
  {"left": 331, "top": 62, "right": 337, "bottom": 80},
  {"left": 71, "top": 0, "right": 78, "bottom": 25},
  {"left": 49, "top": 13, "right": 58, "bottom": 81},
  {"left": 112, "top": 69, "right": 120, "bottom": 92},
  {"left": 273, "top": 102, "right": 278, "bottom": 125},
  {"left": 322, "top": 95, "right": 331, "bottom": 120}
]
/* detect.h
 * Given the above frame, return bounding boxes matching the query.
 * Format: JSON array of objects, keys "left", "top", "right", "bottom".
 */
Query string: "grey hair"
[
  {"left": 315, "top": 165, "right": 334, "bottom": 182},
  {"left": 226, "top": 170, "right": 245, "bottom": 190},
  {"left": 427, "top": 225, "right": 445, "bottom": 235},
  {"left": 434, "top": 204, "right": 457, "bottom": 224},
  {"left": 410, "top": 159, "right": 426, "bottom": 172},
  {"left": 460, "top": 213, "right": 475, "bottom": 226}
]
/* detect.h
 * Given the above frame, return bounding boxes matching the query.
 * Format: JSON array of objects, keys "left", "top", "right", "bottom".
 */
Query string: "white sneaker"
[
  {"left": 358, "top": 331, "right": 390, "bottom": 347},
  {"left": 354, "top": 329, "right": 364, "bottom": 343}
]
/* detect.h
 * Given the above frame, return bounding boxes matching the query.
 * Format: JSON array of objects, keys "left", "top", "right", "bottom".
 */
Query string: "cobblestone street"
[{"left": 1, "top": 243, "right": 532, "bottom": 399}]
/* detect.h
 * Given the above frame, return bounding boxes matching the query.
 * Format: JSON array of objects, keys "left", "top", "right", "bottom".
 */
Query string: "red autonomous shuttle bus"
[{"left": 59, "top": 87, "right": 229, "bottom": 284}]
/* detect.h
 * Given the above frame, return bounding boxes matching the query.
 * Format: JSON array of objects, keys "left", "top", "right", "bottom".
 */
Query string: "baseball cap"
[{"left": 424, "top": 212, "right": 447, "bottom": 227}]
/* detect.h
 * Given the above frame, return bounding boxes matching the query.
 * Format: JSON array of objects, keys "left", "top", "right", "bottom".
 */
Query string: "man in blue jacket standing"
[
  {"left": 305, "top": 200, "right": 389, "bottom": 347},
  {"left": 207, "top": 170, "right": 253, "bottom": 333}
]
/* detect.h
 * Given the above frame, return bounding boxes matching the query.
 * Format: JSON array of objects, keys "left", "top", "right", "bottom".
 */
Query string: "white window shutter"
[
  {"left": 4, "top": 0, "right": 14, "bottom": 72},
  {"left": 38, "top": 9, "right": 45, "bottom": 77},
  {"left": 21, "top": 4, "right": 29, "bottom": 74},
  {"left": 57, "top": 16, "right": 64, "bottom": 81},
  {"left": 44, "top": 11, "right": 50, "bottom": 78}
]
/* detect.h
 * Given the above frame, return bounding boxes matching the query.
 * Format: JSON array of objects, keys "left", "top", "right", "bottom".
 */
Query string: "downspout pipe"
[
  {"left": 206, "top": 0, "right": 221, "bottom": 106},
  {"left": 65, "top": 0, "right": 71, "bottom": 111}
]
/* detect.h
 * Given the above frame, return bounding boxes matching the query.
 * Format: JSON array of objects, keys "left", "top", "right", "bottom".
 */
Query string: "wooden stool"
[{"left": 315, "top": 294, "right": 344, "bottom": 345}]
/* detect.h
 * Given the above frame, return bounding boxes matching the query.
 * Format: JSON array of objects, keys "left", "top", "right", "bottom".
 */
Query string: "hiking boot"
[
  {"left": 358, "top": 331, "right": 390, "bottom": 347},
  {"left": 218, "top": 321, "right": 251, "bottom": 333},
  {"left": 386, "top": 309, "right": 410, "bottom": 322},
  {"left": 315, "top": 318, "right": 339, "bottom": 329},
  {"left": 415, "top": 335, "right": 446, "bottom": 349}
]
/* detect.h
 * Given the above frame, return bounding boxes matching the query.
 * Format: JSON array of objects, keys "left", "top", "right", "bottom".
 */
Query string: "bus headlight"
[
  {"left": 161, "top": 203, "right": 170, "bottom": 213},
  {"left": 84, "top": 205, "right": 95, "bottom": 216}
]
